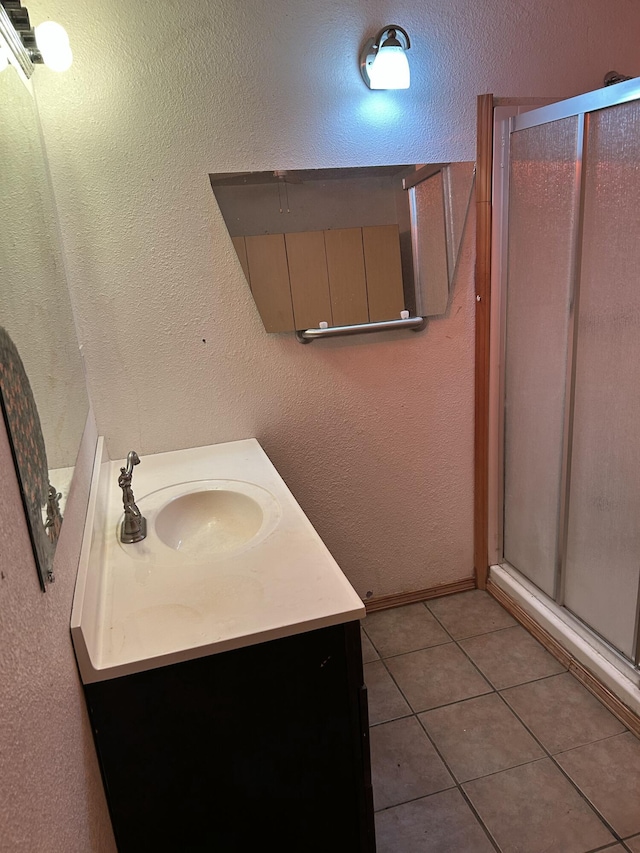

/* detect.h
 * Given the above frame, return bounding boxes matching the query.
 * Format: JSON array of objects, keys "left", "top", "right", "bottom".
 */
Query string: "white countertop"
[{"left": 71, "top": 438, "right": 365, "bottom": 683}]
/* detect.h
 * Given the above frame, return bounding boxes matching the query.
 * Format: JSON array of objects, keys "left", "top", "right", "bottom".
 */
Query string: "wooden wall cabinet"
[
  {"left": 84, "top": 621, "right": 376, "bottom": 853},
  {"left": 233, "top": 225, "right": 405, "bottom": 333},
  {"left": 214, "top": 163, "right": 476, "bottom": 336}
]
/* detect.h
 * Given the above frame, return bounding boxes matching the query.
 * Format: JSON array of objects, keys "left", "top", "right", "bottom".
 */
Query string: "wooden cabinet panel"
[
  {"left": 245, "top": 234, "right": 295, "bottom": 332},
  {"left": 324, "top": 228, "right": 370, "bottom": 326},
  {"left": 362, "top": 225, "right": 405, "bottom": 322},
  {"left": 231, "top": 235, "right": 250, "bottom": 285},
  {"left": 285, "top": 231, "right": 333, "bottom": 329},
  {"left": 242, "top": 227, "right": 405, "bottom": 334}
]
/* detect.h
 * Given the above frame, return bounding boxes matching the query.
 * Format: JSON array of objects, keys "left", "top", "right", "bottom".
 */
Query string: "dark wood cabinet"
[{"left": 85, "top": 620, "right": 375, "bottom": 852}]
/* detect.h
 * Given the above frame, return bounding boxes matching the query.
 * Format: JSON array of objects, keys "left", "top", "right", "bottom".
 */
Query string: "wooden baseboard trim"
[
  {"left": 364, "top": 577, "right": 476, "bottom": 613},
  {"left": 487, "top": 579, "right": 640, "bottom": 739},
  {"left": 487, "top": 580, "right": 572, "bottom": 668}
]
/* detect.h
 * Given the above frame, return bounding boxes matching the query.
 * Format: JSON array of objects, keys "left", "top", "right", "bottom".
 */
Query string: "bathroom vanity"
[{"left": 72, "top": 439, "right": 375, "bottom": 852}]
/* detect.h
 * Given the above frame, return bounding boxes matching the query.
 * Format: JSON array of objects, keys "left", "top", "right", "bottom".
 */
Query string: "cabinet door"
[
  {"left": 362, "top": 225, "right": 405, "bottom": 321},
  {"left": 285, "top": 231, "right": 333, "bottom": 329},
  {"left": 85, "top": 623, "right": 376, "bottom": 853},
  {"left": 245, "top": 234, "right": 295, "bottom": 332},
  {"left": 325, "top": 228, "right": 370, "bottom": 326}
]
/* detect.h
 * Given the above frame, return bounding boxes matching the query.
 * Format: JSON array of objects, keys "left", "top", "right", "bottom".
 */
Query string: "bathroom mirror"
[
  {"left": 210, "top": 163, "right": 474, "bottom": 335},
  {"left": 0, "top": 64, "right": 89, "bottom": 590}
]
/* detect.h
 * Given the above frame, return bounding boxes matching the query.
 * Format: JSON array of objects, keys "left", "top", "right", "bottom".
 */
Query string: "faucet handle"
[{"left": 124, "top": 450, "right": 141, "bottom": 477}]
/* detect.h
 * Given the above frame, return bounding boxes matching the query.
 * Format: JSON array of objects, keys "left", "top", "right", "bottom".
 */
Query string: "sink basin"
[
  {"left": 117, "top": 478, "right": 281, "bottom": 561},
  {"left": 156, "top": 489, "right": 264, "bottom": 554}
]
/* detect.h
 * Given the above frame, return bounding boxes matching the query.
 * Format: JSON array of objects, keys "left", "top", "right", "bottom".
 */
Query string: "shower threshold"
[{"left": 489, "top": 563, "right": 640, "bottom": 720}]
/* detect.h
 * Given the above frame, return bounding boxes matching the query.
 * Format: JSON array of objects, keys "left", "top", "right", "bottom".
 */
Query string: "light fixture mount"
[
  {"left": 0, "top": 0, "right": 72, "bottom": 76},
  {"left": 0, "top": 0, "right": 35, "bottom": 76},
  {"left": 604, "top": 70, "right": 633, "bottom": 87},
  {"left": 360, "top": 24, "right": 411, "bottom": 90}
]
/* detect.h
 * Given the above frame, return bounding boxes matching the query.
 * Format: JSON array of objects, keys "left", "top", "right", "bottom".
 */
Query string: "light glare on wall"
[{"left": 360, "top": 25, "right": 411, "bottom": 90}]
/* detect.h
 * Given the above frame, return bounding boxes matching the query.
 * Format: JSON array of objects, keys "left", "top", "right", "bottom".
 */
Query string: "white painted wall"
[
  {"left": 30, "top": 0, "right": 640, "bottom": 598},
  {"left": 0, "top": 412, "right": 116, "bottom": 852}
]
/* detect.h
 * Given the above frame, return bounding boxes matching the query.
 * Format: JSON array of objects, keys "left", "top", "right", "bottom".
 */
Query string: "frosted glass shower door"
[
  {"left": 503, "top": 117, "right": 579, "bottom": 597},
  {"left": 563, "top": 101, "right": 640, "bottom": 659}
]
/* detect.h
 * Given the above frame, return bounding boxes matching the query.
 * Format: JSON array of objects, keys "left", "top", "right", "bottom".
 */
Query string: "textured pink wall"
[
  {"left": 0, "top": 413, "right": 115, "bottom": 853},
  {"left": 4, "top": 2, "right": 640, "bottom": 845},
  {"left": 32, "top": 0, "right": 640, "bottom": 599}
]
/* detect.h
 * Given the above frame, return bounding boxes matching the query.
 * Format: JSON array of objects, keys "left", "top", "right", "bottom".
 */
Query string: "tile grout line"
[
  {"left": 445, "top": 604, "right": 629, "bottom": 845},
  {"left": 364, "top": 616, "right": 502, "bottom": 850},
  {"left": 372, "top": 787, "right": 457, "bottom": 814},
  {"left": 489, "top": 681, "right": 626, "bottom": 844},
  {"left": 412, "top": 709, "right": 503, "bottom": 853},
  {"left": 365, "top": 608, "right": 506, "bottom": 850},
  {"left": 362, "top": 602, "right": 457, "bottom": 651},
  {"left": 364, "top": 636, "right": 452, "bottom": 661},
  {"left": 363, "top": 596, "right": 637, "bottom": 851},
  {"left": 452, "top": 627, "right": 568, "bottom": 689},
  {"left": 548, "top": 735, "right": 633, "bottom": 845},
  {"left": 374, "top": 659, "right": 503, "bottom": 851},
  {"left": 366, "top": 608, "right": 631, "bottom": 731},
  {"left": 424, "top": 597, "right": 518, "bottom": 639},
  {"left": 371, "top": 644, "right": 493, "bottom": 722},
  {"left": 371, "top": 779, "right": 504, "bottom": 853},
  {"left": 375, "top": 643, "right": 494, "bottom": 719},
  {"left": 500, "top": 683, "right": 630, "bottom": 750}
]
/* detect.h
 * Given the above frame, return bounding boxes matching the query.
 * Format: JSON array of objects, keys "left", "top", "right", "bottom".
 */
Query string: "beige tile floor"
[{"left": 362, "top": 590, "right": 640, "bottom": 853}]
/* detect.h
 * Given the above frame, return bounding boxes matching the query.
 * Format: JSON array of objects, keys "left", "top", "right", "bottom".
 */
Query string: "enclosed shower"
[{"left": 488, "top": 79, "right": 640, "bottom": 709}]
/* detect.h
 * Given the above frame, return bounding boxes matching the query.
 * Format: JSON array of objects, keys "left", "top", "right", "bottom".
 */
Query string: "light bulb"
[
  {"left": 369, "top": 45, "right": 410, "bottom": 90},
  {"left": 35, "top": 21, "right": 72, "bottom": 72}
]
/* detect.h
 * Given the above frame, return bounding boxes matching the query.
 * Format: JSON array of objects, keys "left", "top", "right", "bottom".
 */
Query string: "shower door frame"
[{"left": 480, "top": 78, "right": 640, "bottom": 669}]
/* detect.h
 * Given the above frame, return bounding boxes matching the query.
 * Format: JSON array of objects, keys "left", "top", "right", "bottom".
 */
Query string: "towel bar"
[{"left": 296, "top": 315, "right": 425, "bottom": 343}]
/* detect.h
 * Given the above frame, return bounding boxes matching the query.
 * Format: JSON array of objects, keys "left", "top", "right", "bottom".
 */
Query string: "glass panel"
[
  {"left": 563, "top": 101, "right": 640, "bottom": 659},
  {"left": 443, "top": 162, "right": 475, "bottom": 285},
  {"left": 411, "top": 171, "right": 449, "bottom": 316},
  {"left": 503, "top": 117, "right": 579, "bottom": 596}
]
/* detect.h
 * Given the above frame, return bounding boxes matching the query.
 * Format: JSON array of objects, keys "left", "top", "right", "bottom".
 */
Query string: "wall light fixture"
[
  {"left": 360, "top": 25, "right": 411, "bottom": 90},
  {"left": 604, "top": 71, "right": 633, "bottom": 86},
  {"left": 0, "top": 0, "right": 71, "bottom": 78}
]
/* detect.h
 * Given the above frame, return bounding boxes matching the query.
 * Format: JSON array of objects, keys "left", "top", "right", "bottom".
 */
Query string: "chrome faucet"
[
  {"left": 118, "top": 450, "right": 147, "bottom": 544},
  {"left": 44, "top": 483, "right": 63, "bottom": 546}
]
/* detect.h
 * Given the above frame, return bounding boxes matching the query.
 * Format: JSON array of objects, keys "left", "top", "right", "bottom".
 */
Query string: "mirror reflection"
[
  {"left": 0, "top": 65, "right": 89, "bottom": 589},
  {"left": 210, "top": 164, "right": 474, "bottom": 335}
]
